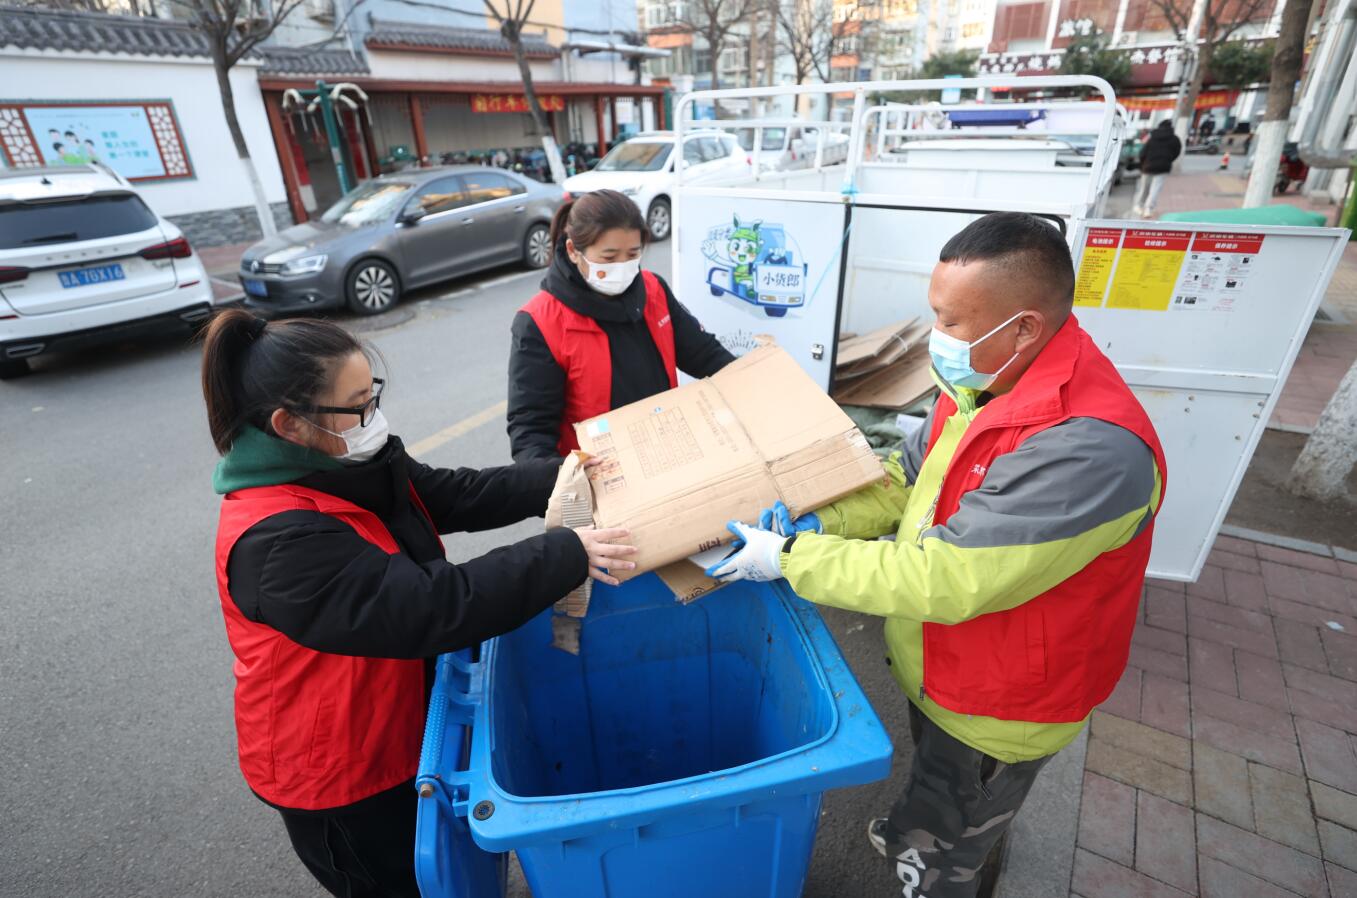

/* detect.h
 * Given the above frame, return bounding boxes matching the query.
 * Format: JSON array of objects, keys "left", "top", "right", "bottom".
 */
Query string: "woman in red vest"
[
  {"left": 201, "top": 310, "right": 633, "bottom": 898},
  {"left": 507, "top": 189, "right": 734, "bottom": 461}
]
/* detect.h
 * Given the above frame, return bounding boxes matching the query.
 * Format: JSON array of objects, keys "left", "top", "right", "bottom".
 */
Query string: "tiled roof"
[
  {"left": 0, "top": 4, "right": 211, "bottom": 58},
  {"left": 0, "top": 5, "right": 367, "bottom": 76},
  {"left": 364, "top": 18, "right": 556, "bottom": 58},
  {"left": 260, "top": 46, "right": 369, "bottom": 76}
]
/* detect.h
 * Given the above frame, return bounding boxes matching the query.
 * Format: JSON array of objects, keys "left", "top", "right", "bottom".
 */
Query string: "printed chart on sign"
[
  {"left": 1171, "top": 233, "right": 1265, "bottom": 312},
  {"left": 1074, "top": 227, "right": 1267, "bottom": 313}
]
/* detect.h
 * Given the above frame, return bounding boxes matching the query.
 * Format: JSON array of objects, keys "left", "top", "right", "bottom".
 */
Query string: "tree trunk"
[
  {"left": 1244, "top": 0, "right": 1314, "bottom": 206},
  {"left": 1172, "top": 39, "right": 1213, "bottom": 169},
  {"left": 211, "top": 48, "right": 277, "bottom": 240},
  {"left": 507, "top": 24, "right": 566, "bottom": 183},
  {"left": 1288, "top": 356, "right": 1357, "bottom": 500}
]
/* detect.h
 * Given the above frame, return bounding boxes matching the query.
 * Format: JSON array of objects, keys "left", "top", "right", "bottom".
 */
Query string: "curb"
[{"left": 1218, "top": 523, "right": 1357, "bottom": 564}]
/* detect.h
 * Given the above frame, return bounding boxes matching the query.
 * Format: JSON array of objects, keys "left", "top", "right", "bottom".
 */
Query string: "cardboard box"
[{"left": 574, "top": 346, "right": 885, "bottom": 579}]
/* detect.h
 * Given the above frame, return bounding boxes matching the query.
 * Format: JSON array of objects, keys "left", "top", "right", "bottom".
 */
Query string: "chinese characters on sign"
[
  {"left": 470, "top": 94, "right": 566, "bottom": 114},
  {"left": 1072, "top": 227, "right": 1265, "bottom": 313},
  {"left": 0, "top": 102, "right": 192, "bottom": 181}
]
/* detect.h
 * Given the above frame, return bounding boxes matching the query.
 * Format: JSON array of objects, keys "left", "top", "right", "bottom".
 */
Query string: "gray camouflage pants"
[{"left": 881, "top": 703, "right": 1053, "bottom": 898}]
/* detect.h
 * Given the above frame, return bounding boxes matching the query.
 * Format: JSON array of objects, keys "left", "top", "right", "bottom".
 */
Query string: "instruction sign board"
[
  {"left": 1075, "top": 226, "right": 1269, "bottom": 315},
  {"left": 1073, "top": 220, "right": 1348, "bottom": 580}
]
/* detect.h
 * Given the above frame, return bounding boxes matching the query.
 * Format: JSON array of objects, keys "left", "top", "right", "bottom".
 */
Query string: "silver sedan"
[{"left": 239, "top": 166, "right": 562, "bottom": 316}]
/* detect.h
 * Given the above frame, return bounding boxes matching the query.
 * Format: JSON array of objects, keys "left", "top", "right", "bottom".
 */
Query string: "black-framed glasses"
[{"left": 297, "top": 378, "right": 384, "bottom": 427}]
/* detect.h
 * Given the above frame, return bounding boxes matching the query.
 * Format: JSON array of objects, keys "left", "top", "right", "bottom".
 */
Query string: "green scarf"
[{"left": 212, "top": 425, "right": 343, "bottom": 495}]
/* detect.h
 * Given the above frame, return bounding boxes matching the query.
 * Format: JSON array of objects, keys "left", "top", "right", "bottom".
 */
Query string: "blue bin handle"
[{"left": 416, "top": 648, "right": 487, "bottom": 819}]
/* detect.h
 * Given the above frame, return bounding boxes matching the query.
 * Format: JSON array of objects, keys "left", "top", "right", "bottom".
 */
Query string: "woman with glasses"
[{"left": 200, "top": 309, "right": 633, "bottom": 898}]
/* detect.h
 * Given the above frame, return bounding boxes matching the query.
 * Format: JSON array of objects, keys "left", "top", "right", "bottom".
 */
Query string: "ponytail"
[
  {"left": 548, "top": 189, "right": 647, "bottom": 260},
  {"left": 199, "top": 309, "right": 366, "bottom": 454},
  {"left": 547, "top": 199, "right": 575, "bottom": 258}
]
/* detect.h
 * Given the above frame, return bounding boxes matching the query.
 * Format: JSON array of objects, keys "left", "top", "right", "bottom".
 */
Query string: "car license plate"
[
  {"left": 243, "top": 278, "right": 268, "bottom": 297},
  {"left": 58, "top": 263, "right": 125, "bottom": 289}
]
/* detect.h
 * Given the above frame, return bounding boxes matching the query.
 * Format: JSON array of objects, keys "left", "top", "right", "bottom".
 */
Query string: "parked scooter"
[{"left": 1274, "top": 142, "right": 1309, "bottom": 194}]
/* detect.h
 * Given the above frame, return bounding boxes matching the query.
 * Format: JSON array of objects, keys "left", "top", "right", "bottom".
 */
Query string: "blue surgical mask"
[{"left": 928, "top": 311, "right": 1027, "bottom": 392}]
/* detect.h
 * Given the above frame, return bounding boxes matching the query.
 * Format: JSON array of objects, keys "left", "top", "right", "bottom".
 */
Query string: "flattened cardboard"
[
  {"left": 544, "top": 451, "right": 594, "bottom": 617},
  {"left": 573, "top": 346, "right": 884, "bottom": 580},
  {"left": 832, "top": 347, "right": 938, "bottom": 410},
  {"left": 836, "top": 321, "right": 931, "bottom": 381},
  {"left": 655, "top": 559, "right": 730, "bottom": 604},
  {"left": 835, "top": 317, "right": 919, "bottom": 368}
]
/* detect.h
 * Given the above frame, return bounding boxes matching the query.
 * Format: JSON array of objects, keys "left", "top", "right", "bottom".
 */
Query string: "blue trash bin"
[{"left": 415, "top": 575, "right": 893, "bottom": 898}]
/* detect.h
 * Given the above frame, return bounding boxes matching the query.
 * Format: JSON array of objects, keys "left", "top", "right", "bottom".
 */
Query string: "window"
[
  {"left": 646, "top": 4, "right": 665, "bottom": 27},
  {"left": 407, "top": 176, "right": 467, "bottom": 216},
  {"left": 321, "top": 180, "right": 414, "bottom": 227},
  {"left": 459, "top": 172, "right": 524, "bottom": 205},
  {"left": 0, "top": 192, "right": 158, "bottom": 249},
  {"left": 720, "top": 47, "right": 744, "bottom": 71},
  {"left": 682, "top": 138, "right": 705, "bottom": 166},
  {"left": 694, "top": 47, "right": 712, "bottom": 73},
  {"left": 596, "top": 141, "right": 673, "bottom": 171}
]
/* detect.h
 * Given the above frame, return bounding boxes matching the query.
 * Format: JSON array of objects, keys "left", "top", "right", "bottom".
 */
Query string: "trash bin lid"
[{"left": 1160, "top": 205, "right": 1328, "bottom": 227}]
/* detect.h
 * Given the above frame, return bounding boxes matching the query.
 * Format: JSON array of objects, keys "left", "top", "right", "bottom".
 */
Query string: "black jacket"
[
  {"left": 1140, "top": 124, "right": 1183, "bottom": 175},
  {"left": 507, "top": 245, "right": 736, "bottom": 462},
  {"left": 225, "top": 437, "right": 587, "bottom": 659}
]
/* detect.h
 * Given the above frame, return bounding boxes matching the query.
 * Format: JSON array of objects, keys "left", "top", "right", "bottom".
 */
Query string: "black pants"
[
  {"left": 276, "top": 780, "right": 421, "bottom": 898},
  {"left": 881, "top": 704, "right": 1053, "bottom": 898}
]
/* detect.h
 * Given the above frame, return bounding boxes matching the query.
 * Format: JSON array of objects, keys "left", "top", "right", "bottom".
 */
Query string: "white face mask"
[
  {"left": 580, "top": 255, "right": 641, "bottom": 296},
  {"left": 309, "top": 408, "right": 390, "bottom": 463}
]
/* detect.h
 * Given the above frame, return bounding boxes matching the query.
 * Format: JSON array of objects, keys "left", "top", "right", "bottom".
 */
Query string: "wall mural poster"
[{"left": 23, "top": 105, "right": 167, "bottom": 179}]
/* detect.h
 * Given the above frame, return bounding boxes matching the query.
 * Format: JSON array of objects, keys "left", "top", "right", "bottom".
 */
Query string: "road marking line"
[
  {"left": 478, "top": 270, "right": 537, "bottom": 289},
  {"left": 407, "top": 400, "right": 508, "bottom": 456}
]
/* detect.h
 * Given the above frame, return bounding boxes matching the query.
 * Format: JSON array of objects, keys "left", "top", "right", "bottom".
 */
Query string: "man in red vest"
[{"left": 709, "top": 213, "right": 1166, "bottom": 898}]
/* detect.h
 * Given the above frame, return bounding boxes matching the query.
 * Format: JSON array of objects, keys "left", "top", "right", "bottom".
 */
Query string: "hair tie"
[{"left": 246, "top": 317, "right": 267, "bottom": 340}]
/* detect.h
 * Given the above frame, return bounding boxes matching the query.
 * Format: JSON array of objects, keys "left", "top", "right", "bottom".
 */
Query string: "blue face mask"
[{"left": 928, "top": 311, "right": 1027, "bottom": 392}]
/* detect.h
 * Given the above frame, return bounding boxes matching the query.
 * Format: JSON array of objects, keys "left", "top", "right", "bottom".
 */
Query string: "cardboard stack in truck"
[
  {"left": 549, "top": 345, "right": 885, "bottom": 608},
  {"left": 830, "top": 318, "right": 937, "bottom": 410}
]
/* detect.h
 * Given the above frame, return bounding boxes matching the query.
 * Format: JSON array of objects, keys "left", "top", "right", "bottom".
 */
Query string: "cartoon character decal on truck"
[{"left": 702, "top": 215, "right": 809, "bottom": 318}]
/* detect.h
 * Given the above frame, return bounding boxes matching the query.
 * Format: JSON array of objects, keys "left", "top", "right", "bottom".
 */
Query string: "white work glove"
[{"left": 704, "top": 521, "right": 787, "bottom": 583}]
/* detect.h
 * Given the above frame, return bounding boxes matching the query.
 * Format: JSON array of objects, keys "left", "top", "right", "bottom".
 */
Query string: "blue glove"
[
  {"left": 758, "top": 500, "right": 821, "bottom": 537},
  {"left": 704, "top": 521, "right": 787, "bottom": 582}
]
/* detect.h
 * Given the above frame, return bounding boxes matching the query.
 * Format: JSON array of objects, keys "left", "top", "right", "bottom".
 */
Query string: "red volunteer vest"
[
  {"left": 921, "top": 317, "right": 1168, "bottom": 723},
  {"left": 522, "top": 270, "right": 677, "bottom": 455},
  {"left": 214, "top": 483, "right": 440, "bottom": 810}
]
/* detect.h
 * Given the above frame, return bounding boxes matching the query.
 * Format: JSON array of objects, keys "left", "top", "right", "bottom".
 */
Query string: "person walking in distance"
[{"left": 1133, "top": 120, "right": 1183, "bottom": 219}]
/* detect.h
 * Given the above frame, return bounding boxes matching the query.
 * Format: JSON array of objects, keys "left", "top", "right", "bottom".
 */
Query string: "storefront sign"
[
  {"left": 1119, "top": 91, "right": 1239, "bottom": 111},
  {"left": 0, "top": 100, "right": 192, "bottom": 181},
  {"left": 470, "top": 94, "right": 566, "bottom": 114}
]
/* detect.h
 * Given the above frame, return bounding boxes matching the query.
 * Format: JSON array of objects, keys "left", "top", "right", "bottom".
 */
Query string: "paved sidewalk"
[
  {"left": 1138, "top": 165, "right": 1357, "bottom": 433},
  {"left": 1071, "top": 535, "right": 1357, "bottom": 898}
]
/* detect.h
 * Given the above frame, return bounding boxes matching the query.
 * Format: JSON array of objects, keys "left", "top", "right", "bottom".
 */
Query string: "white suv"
[
  {"left": 562, "top": 131, "right": 751, "bottom": 241},
  {"left": 0, "top": 165, "right": 214, "bottom": 379}
]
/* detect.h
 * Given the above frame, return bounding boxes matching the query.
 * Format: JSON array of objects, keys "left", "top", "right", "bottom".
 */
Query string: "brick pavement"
[
  {"left": 1071, "top": 535, "right": 1357, "bottom": 898},
  {"left": 1134, "top": 164, "right": 1357, "bottom": 434}
]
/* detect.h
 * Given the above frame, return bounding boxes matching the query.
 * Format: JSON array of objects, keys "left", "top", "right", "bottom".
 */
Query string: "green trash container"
[{"left": 1159, "top": 205, "right": 1328, "bottom": 227}]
